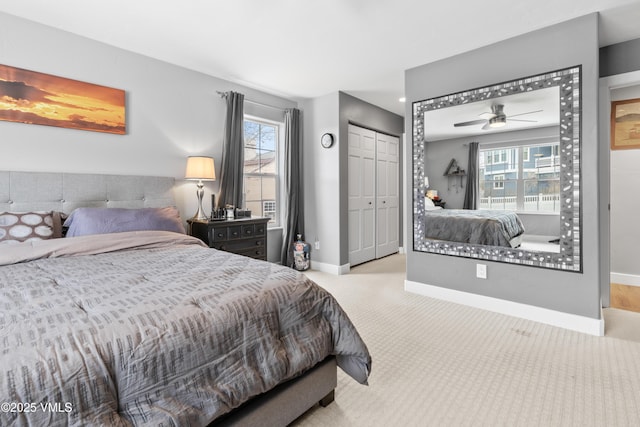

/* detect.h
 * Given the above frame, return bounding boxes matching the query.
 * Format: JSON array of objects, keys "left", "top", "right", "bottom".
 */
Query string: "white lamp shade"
[{"left": 185, "top": 156, "right": 216, "bottom": 180}]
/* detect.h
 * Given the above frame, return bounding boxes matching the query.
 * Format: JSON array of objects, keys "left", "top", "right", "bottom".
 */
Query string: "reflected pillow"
[
  {"left": 64, "top": 207, "right": 185, "bottom": 237},
  {"left": 0, "top": 211, "right": 56, "bottom": 245},
  {"left": 424, "top": 197, "right": 443, "bottom": 211}
]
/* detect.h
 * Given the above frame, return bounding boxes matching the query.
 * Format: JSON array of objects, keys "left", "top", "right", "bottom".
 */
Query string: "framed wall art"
[
  {"left": 611, "top": 98, "right": 640, "bottom": 150},
  {"left": 0, "top": 64, "right": 125, "bottom": 134}
]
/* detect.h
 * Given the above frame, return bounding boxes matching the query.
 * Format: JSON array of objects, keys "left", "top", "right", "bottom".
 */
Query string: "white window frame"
[
  {"left": 243, "top": 115, "right": 283, "bottom": 228},
  {"left": 480, "top": 143, "right": 560, "bottom": 213}
]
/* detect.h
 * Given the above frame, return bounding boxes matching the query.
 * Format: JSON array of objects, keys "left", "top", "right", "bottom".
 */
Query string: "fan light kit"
[{"left": 488, "top": 116, "right": 507, "bottom": 128}]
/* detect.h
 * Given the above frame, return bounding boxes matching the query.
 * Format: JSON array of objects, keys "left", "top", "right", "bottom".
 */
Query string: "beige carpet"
[{"left": 293, "top": 254, "right": 640, "bottom": 427}]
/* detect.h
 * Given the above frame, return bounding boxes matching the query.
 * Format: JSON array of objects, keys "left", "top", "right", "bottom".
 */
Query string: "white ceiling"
[
  {"left": 425, "top": 86, "right": 560, "bottom": 141},
  {"left": 1, "top": 0, "right": 640, "bottom": 116}
]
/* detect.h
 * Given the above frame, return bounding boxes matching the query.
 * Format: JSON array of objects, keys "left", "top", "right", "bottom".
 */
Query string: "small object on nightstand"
[
  {"left": 225, "top": 205, "right": 235, "bottom": 219},
  {"left": 433, "top": 199, "right": 446, "bottom": 208}
]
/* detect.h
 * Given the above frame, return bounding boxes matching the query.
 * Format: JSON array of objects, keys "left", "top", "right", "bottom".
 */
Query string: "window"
[
  {"left": 243, "top": 118, "right": 280, "bottom": 226},
  {"left": 479, "top": 143, "right": 560, "bottom": 213}
]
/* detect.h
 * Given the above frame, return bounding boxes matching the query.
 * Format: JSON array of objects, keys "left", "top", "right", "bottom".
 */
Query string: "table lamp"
[{"left": 185, "top": 156, "right": 216, "bottom": 220}]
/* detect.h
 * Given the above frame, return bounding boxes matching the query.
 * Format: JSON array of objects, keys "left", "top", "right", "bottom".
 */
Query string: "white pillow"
[{"left": 424, "top": 197, "right": 443, "bottom": 211}]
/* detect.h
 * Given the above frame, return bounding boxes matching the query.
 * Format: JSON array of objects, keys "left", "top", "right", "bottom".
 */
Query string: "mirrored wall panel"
[{"left": 412, "top": 66, "right": 581, "bottom": 271}]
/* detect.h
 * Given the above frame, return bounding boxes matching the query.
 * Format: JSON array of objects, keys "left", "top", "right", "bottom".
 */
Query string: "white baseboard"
[
  {"left": 310, "top": 260, "right": 350, "bottom": 275},
  {"left": 610, "top": 272, "right": 640, "bottom": 287},
  {"left": 405, "top": 280, "right": 604, "bottom": 337},
  {"left": 399, "top": 246, "right": 406, "bottom": 254}
]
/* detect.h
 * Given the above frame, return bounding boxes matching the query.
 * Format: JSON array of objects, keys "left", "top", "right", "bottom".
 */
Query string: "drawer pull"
[
  {"left": 232, "top": 231, "right": 239, "bottom": 236},
  {"left": 217, "top": 233, "right": 225, "bottom": 238}
]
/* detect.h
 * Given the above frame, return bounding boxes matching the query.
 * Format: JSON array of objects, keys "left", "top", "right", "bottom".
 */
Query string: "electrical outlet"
[
  {"left": 476, "top": 264, "right": 487, "bottom": 279},
  {"left": 314, "top": 241, "right": 320, "bottom": 250}
]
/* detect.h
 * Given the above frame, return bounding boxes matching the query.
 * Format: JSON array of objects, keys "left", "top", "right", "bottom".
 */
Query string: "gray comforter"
[
  {"left": 424, "top": 209, "right": 525, "bottom": 247},
  {"left": 0, "top": 231, "right": 371, "bottom": 426}
]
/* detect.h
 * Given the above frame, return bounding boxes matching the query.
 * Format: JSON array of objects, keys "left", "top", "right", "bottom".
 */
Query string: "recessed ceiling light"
[{"left": 399, "top": 97, "right": 406, "bottom": 103}]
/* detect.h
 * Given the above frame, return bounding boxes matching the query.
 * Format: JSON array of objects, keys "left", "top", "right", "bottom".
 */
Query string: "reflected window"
[
  {"left": 479, "top": 143, "right": 560, "bottom": 213},
  {"left": 243, "top": 118, "right": 280, "bottom": 226}
]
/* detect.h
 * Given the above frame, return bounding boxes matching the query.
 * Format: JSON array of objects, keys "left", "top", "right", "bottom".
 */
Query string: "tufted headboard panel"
[{"left": 0, "top": 171, "right": 176, "bottom": 214}]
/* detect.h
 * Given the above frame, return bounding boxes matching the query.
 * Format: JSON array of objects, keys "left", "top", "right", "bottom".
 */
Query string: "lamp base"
[{"left": 190, "top": 180, "right": 208, "bottom": 221}]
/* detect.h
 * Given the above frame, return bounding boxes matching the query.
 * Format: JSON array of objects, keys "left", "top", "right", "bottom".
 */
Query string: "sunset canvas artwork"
[{"left": 0, "top": 64, "right": 125, "bottom": 134}]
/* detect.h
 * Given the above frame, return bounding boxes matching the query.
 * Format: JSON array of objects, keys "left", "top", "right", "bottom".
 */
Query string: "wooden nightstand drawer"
[
  {"left": 210, "top": 227, "right": 228, "bottom": 241},
  {"left": 228, "top": 226, "right": 243, "bottom": 240},
  {"left": 213, "top": 238, "right": 265, "bottom": 253}
]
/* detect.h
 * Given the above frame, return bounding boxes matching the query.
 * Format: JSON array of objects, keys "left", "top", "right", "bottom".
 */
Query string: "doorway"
[{"left": 603, "top": 72, "right": 640, "bottom": 312}]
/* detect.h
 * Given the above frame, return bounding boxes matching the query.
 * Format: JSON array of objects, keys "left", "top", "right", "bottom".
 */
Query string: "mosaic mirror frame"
[{"left": 412, "top": 66, "right": 582, "bottom": 271}]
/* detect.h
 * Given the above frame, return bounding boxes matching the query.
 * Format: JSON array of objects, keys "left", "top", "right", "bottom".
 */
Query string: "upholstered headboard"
[{"left": 0, "top": 171, "right": 176, "bottom": 214}]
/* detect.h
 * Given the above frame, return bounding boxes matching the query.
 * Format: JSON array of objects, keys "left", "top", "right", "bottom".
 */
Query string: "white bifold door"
[{"left": 348, "top": 124, "right": 399, "bottom": 267}]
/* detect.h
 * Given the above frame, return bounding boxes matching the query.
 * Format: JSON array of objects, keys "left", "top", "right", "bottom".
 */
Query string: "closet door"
[
  {"left": 376, "top": 133, "right": 400, "bottom": 258},
  {"left": 348, "top": 124, "right": 376, "bottom": 266}
]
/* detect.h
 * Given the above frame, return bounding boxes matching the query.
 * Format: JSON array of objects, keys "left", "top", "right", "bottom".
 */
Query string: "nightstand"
[{"left": 188, "top": 217, "right": 269, "bottom": 261}]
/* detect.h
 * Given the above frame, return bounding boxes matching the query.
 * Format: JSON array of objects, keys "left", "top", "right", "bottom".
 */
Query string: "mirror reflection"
[{"left": 412, "top": 66, "right": 581, "bottom": 271}]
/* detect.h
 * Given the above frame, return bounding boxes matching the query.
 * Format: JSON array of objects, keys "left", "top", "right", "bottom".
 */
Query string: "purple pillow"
[{"left": 64, "top": 207, "right": 185, "bottom": 237}]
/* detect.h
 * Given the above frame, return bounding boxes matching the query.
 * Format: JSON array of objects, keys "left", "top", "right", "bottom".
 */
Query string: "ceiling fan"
[{"left": 453, "top": 104, "right": 542, "bottom": 130}]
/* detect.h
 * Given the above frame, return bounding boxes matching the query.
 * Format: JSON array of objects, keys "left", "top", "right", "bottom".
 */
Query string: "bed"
[
  {"left": 423, "top": 199, "right": 524, "bottom": 248},
  {"left": 0, "top": 171, "right": 371, "bottom": 426}
]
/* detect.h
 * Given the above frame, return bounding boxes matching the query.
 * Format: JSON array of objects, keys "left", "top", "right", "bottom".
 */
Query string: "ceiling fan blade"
[
  {"left": 508, "top": 109, "right": 543, "bottom": 118},
  {"left": 454, "top": 119, "right": 487, "bottom": 127},
  {"left": 481, "top": 121, "right": 492, "bottom": 130},
  {"left": 478, "top": 112, "right": 497, "bottom": 120},
  {"left": 508, "top": 118, "right": 538, "bottom": 123}
]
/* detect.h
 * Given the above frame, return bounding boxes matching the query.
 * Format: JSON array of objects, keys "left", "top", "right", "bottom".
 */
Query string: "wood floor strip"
[{"left": 610, "top": 283, "right": 640, "bottom": 313}]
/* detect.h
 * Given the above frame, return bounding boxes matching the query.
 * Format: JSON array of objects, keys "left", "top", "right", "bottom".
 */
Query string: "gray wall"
[
  {"left": 0, "top": 12, "right": 296, "bottom": 260},
  {"left": 600, "top": 38, "right": 640, "bottom": 77},
  {"left": 338, "top": 92, "right": 404, "bottom": 265},
  {"left": 300, "top": 93, "right": 340, "bottom": 267},
  {"left": 405, "top": 14, "right": 601, "bottom": 319},
  {"left": 300, "top": 92, "right": 403, "bottom": 270}
]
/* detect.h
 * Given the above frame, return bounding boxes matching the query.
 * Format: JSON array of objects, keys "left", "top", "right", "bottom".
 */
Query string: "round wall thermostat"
[{"left": 321, "top": 133, "right": 334, "bottom": 148}]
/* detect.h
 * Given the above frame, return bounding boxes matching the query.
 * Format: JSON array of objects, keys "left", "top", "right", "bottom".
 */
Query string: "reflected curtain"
[
  {"left": 463, "top": 141, "right": 479, "bottom": 209},
  {"left": 217, "top": 91, "right": 245, "bottom": 209},
  {"left": 280, "top": 108, "right": 304, "bottom": 266}
]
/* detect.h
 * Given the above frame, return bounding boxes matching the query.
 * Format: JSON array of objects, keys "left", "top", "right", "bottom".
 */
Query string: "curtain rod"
[{"left": 216, "top": 91, "right": 287, "bottom": 111}]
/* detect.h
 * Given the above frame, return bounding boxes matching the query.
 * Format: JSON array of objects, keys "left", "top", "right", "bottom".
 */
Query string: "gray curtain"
[
  {"left": 280, "top": 108, "right": 304, "bottom": 266},
  {"left": 217, "top": 91, "right": 245, "bottom": 209},
  {"left": 463, "top": 141, "right": 479, "bottom": 210}
]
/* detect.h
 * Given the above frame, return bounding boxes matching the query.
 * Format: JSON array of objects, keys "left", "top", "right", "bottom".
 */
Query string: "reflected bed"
[{"left": 424, "top": 207, "right": 525, "bottom": 248}]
